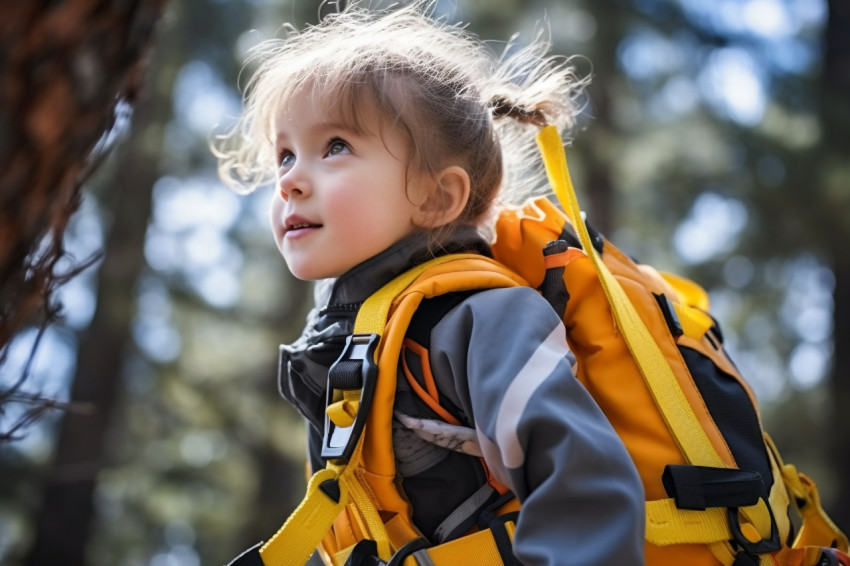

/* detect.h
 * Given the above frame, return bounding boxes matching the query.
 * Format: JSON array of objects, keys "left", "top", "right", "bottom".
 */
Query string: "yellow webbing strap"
[
  {"left": 646, "top": 461, "right": 790, "bottom": 545},
  {"left": 537, "top": 126, "right": 775, "bottom": 566},
  {"left": 536, "top": 125, "right": 725, "bottom": 469},
  {"left": 673, "top": 303, "right": 715, "bottom": 342},
  {"left": 765, "top": 433, "right": 849, "bottom": 552},
  {"left": 422, "top": 521, "right": 516, "bottom": 565},
  {"left": 353, "top": 255, "right": 465, "bottom": 335},
  {"left": 259, "top": 456, "right": 356, "bottom": 564},
  {"left": 258, "top": 255, "right": 472, "bottom": 566},
  {"left": 646, "top": 498, "right": 738, "bottom": 545},
  {"left": 327, "top": 398, "right": 358, "bottom": 427},
  {"left": 661, "top": 271, "right": 711, "bottom": 312}
]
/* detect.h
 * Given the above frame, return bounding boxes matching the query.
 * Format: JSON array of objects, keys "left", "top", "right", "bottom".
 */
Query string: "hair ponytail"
[
  {"left": 489, "top": 96, "right": 548, "bottom": 128},
  {"left": 477, "top": 30, "right": 589, "bottom": 205}
]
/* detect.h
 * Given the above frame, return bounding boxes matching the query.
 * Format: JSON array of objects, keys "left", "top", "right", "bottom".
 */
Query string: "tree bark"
[
  {"left": 0, "top": 0, "right": 168, "bottom": 436},
  {"left": 22, "top": 6, "right": 179, "bottom": 564}
]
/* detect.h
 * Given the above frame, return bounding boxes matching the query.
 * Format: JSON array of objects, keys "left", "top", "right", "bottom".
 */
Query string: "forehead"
[{"left": 274, "top": 83, "right": 381, "bottom": 136}]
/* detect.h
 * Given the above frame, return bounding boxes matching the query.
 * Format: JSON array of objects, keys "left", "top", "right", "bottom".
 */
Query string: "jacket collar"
[
  {"left": 278, "top": 225, "right": 490, "bottom": 432},
  {"left": 323, "top": 225, "right": 490, "bottom": 309}
]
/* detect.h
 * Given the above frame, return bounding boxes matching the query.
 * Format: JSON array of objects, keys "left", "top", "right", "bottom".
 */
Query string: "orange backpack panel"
[{"left": 493, "top": 194, "right": 845, "bottom": 566}]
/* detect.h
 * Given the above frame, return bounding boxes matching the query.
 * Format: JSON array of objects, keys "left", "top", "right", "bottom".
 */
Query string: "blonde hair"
[{"left": 213, "top": 0, "right": 587, "bottom": 234}]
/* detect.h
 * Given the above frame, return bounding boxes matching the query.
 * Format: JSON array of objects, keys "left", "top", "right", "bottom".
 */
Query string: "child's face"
[{"left": 270, "top": 90, "right": 426, "bottom": 280}]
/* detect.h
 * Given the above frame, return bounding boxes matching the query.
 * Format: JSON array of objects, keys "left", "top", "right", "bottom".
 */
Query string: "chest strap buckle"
[{"left": 321, "top": 333, "right": 380, "bottom": 462}]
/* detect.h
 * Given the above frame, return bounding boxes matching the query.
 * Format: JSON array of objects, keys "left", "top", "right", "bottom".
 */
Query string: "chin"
[
  {"left": 285, "top": 262, "right": 340, "bottom": 282},
  {"left": 287, "top": 267, "right": 323, "bottom": 281}
]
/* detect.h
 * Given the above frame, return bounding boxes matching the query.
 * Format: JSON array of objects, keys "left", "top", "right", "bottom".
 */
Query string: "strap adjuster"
[
  {"left": 662, "top": 465, "right": 764, "bottom": 511},
  {"left": 662, "top": 464, "right": 781, "bottom": 556},
  {"left": 321, "top": 333, "right": 380, "bottom": 461},
  {"left": 727, "top": 499, "right": 781, "bottom": 556}
]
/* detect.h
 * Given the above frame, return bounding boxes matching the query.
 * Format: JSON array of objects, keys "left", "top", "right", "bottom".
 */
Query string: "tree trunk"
[
  {"left": 0, "top": 0, "right": 167, "bottom": 358},
  {"left": 832, "top": 259, "right": 850, "bottom": 530},
  {"left": 23, "top": 8, "right": 180, "bottom": 564},
  {"left": 579, "top": 0, "right": 624, "bottom": 237},
  {"left": 824, "top": 0, "right": 850, "bottom": 531}
]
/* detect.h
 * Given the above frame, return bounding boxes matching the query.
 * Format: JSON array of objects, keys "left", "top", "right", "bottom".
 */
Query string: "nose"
[{"left": 278, "top": 164, "right": 310, "bottom": 201}]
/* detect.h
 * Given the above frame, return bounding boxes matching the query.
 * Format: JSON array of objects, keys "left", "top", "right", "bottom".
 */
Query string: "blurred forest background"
[{"left": 1, "top": 0, "right": 848, "bottom": 564}]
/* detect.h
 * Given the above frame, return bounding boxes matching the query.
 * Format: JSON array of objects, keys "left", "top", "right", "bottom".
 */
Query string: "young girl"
[{"left": 217, "top": 2, "right": 644, "bottom": 565}]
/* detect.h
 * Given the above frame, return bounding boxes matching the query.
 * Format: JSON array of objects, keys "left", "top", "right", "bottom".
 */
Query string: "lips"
[
  {"left": 288, "top": 222, "right": 317, "bottom": 230},
  {"left": 284, "top": 214, "right": 322, "bottom": 235}
]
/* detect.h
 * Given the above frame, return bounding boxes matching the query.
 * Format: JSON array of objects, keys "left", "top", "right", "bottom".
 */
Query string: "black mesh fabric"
[{"left": 680, "top": 346, "right": 773, "bottom": 495}]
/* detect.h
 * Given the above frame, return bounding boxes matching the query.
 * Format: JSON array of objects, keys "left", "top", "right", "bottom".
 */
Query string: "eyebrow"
[{"left": 275, "top": 121, "right": 364, "bottom": 142}]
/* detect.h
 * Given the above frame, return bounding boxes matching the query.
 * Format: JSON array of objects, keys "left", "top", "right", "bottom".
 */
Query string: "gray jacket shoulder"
[{"left": 427, "top": 286, "right": 646, "bottom": 566}]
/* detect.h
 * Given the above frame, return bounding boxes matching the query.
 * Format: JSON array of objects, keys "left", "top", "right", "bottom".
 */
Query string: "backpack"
[{"left": 230, "top": 126, "right": 849, "bottom": 566}]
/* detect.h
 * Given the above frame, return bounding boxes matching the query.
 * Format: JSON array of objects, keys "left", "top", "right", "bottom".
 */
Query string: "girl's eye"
[
  {"left": 279, "top": 151, "right": 295, "bottom": 169},
  {"left": 326, "top": 138, "right": 350, "bottom": 157}
]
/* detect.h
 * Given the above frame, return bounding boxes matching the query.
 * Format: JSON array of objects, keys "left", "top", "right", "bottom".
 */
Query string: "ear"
[{"left": 412, "top": 166, "right": 471, "bottom": 229}]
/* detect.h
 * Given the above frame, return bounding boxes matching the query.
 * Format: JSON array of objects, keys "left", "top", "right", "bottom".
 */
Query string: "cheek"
[
  {"left": 269, "top": 193, "right": 285, "bottom": 243},
  {"left": 325, "top": 198, "right": 370, "bottom": 237},
  {"left": 324, "top": 171, "right": 416, "bottom": 237},
  {"left": 324, "top": 182, "right": 372, "bottom": 218},
  {"left": 340, "top": 194, "right": 409, "bottom": 236}
]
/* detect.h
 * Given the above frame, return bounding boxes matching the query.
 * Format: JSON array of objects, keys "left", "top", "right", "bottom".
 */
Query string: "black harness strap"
[
  {"left": 489, "top": 512, "right": 522, "bottom": 566},
  {"left": 386, "top": 538, "right": 430, "bottom": 566},
  {"left": 540, "top": 240, "right": 570, "bottom": 318},
  {"left": 329, "top": 359, "right": 365, "bottom": 389}
]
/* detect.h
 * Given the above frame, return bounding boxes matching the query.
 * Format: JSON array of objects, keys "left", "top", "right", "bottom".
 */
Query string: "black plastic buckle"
[
  {"left": 321, "top": 333, "right": 380, "bottom": 462},
  {"left": 727, "top": 499, "right": 781, "bottom": 556},
  {"left": 343, "top": 539, "right": 387, "bottom": 566}
]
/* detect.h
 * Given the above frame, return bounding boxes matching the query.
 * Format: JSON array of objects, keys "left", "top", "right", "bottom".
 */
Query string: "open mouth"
[
  {"left": 287, "top": 222, "right": 320, "bottom": 231},
  {"left": 284, "top": 219, "right": 322, "bottom": 236}
]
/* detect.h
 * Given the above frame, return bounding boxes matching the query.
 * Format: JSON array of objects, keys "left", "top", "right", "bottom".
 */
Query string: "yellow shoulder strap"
[
  {"left": 537, "top": 126, "right": 850, "bottom": 564},
  {"left": 257, "top": 255, "right": 502, "bottom": 566},
  {"left": 536, "top": 125, "right": 725, "bottom": 469},
  {"left": 536, "top": 126, "right": 777, "bottom": 566},
  {"left": 354, "top": 254, "right": 466, "bottom": 335}
]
